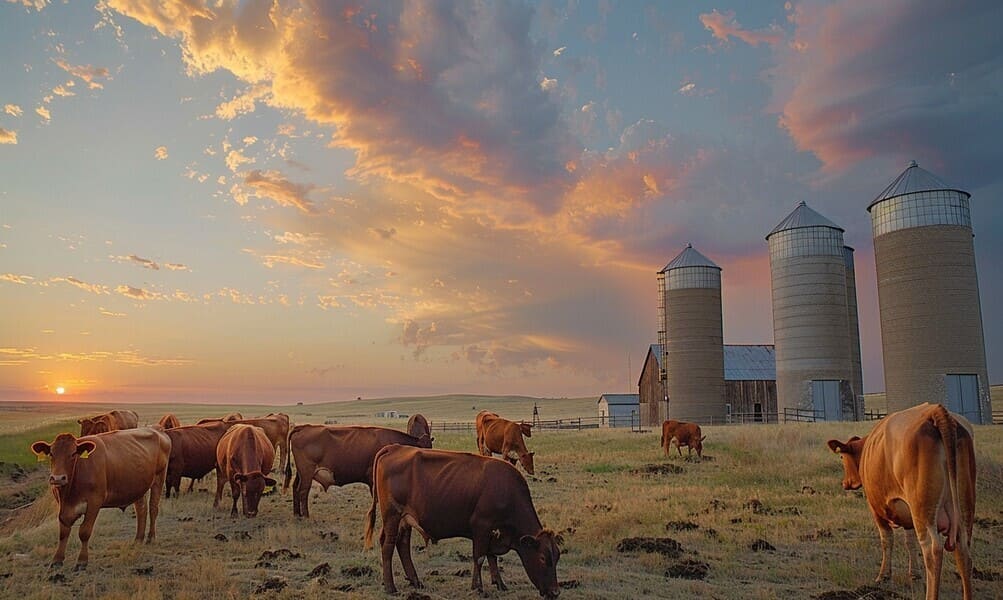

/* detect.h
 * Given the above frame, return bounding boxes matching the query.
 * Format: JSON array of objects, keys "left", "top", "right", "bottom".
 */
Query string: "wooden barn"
[
  {"left": 723, "top": 345, "right": 777, "bottom": 423},
  {"left": 638, "top": 343, "right": 776, "bottom": 426},
  {"left": 597, "top": 393, "right": 640, "bottom": 428}
]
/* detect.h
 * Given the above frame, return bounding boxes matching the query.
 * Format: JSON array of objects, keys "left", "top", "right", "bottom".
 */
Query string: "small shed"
[
  {"left": 597, "top": 393, "right": 640, "bottom": 428},
  {"left": 724, "top": 345, "right": 777, "bottom": 423}
]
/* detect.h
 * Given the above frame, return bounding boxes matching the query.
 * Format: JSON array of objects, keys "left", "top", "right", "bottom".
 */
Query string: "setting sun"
[{"left": 55, "top": 387, "right": 65, "bottom": 395}]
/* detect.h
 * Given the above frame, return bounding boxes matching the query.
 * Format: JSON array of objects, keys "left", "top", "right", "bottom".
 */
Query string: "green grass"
[{"left": 0, "top": 419, "right": 78, "bottom": 466}]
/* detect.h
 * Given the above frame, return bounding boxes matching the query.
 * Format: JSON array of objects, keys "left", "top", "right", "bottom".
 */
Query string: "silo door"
[
  {"left": 811, "top": 380, "right": 842, "bottom": 421},
  {"left": 945, "top": 374, "right": 980, "bottom": 422}
]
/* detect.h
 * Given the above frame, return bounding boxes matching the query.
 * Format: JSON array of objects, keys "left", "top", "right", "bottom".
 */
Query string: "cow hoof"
[
  {"left": 495, "top": 582, "right": 508, "bottom": 591},
  {"left": 408, "top": 580, "right": 424, "bottom": 589},
  {"left": 49, "top": 561, "right": 63, "bottom": 570},
  {"left": 383, "top": 585, "right": 398, "bottom": 595},
  {"left": 73, "top": 563, "right": 87, "bottom": 572}
]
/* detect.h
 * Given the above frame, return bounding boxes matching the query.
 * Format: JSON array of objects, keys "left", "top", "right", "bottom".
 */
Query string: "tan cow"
[
  {"left": 827, "top": 403, "right": 976, "bottom": 600},
  {"left": 157, "top": 414, "right": 181, "bottom": 429},
  {"left": 661, "top": 420, "right": 705, "bottom": 458},
  {"left": 30, "top": 427, "right": 171, "bottom": 570},
  {"left": 407, "top": 413, "right": 434, "bottom": 444},
  {"left": 164, "top": 420, "right": 232, "bottom": 497},
  {"left": 366, "top": 446, "right": 561, "bottom": 598},
  {"left": 214, "top": 424, "right": 276, "bottom": 518},
  {"left": 78, "top": 410, "right": 139, "bottom": 436},
  {"left": 285, "top": 425, "right": 432, "bottom": 518},
  {"left": 198, "top": 413, "right": 290, "bottom": 490},
  {"left": 476, "top": 411, "right": 535, "bottom": 474}
]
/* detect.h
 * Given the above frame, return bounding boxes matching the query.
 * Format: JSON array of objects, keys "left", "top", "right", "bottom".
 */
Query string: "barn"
[
  {"left": 597, "top": 393, "right": 640, "bottom": 428},
  {"left": 638, "top": 344, "right": 777, "bottom": 426}
]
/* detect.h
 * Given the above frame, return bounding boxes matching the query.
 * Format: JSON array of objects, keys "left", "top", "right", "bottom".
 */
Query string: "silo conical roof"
[
  {"left": 658, "top": 244, "right": 720, "bottom": 273},
  {"left": 867, "top": 160, "right": 969, "bottom": 211},
  {"left": 766, "top": 201, "right": 844, "bottom": 239}
]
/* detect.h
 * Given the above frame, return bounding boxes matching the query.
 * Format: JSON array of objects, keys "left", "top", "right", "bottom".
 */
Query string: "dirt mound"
[
  {"left": 815, "top": 585, "right": 905, "bottom": 599},
  {"left": 799, "top": 528, "right": 833, "bottom": 542},
  {"left": 632, "top": 464, "right": 684, "bottom": 476},
  {"left": 404, "top": 593, "right": 432, "bottom": 600},
  {"left": 973, "top": 566, "right": 1003, "bottom": 581},
  {"left": 341, "top": 565, "right": 374, "bottom": 578},
  {"left": 665, "top": 559, "right": 709, "bottom": 580},
  {"left": 743, "top": 498, "right": 801, "bottom": 516},
  {"left": 559, "top": 580, "right": 580, "bottom": 589},
  {"left": 254, "top": 576, "right": 287, "bottom": 594},
  {"left": 749, "top": 539, "right": 775, "bottom": 552},
  {"left": 616, "top": 537, "right": 682, "bottom": 558},
  {"left": 307, "top": 563, "right": 330, "bottom": 578},
  {"left": 665, "top": 520, "right": 699, "bottom": 532},
  {"left": 256, "top": 548, "right": 302, "bottom": 568}
]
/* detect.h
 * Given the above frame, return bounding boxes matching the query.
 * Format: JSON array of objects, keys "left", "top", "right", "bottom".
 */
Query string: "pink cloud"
[{"left": 699, "top": 9, "right": 783, "bottom": 47}]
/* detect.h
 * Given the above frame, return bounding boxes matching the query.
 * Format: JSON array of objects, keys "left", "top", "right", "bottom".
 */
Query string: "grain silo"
[
  {"left": 657, "top": 244, "right": 725, "bottom": 423},
  {"left": 844, "top": 246, "right": 864, "bottom": 419},
  {"left": 868, "top": 161, "right": 990, "bottom": 423},
  {"left": 767, "top": 202, "right": 857, "bottom": 421}
]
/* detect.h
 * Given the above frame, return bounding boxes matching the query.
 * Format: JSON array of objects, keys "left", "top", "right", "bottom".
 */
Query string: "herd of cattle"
[{"left": 28, "top": 402, "right": 977, "bottom": 599}]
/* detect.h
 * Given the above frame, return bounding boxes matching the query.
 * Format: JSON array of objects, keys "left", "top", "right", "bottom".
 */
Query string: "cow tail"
[
  {"left": 931, "top": 404, "right": 961, "bottom": 551},
  {"left": 282, "top": 426, "right": 294, "bottom": 494},
  {"left": 660, "top": 425, "right": 665, "bottom": 450},
  {"left": 364, "top": 447, "right": 387, "bottom": 550}
]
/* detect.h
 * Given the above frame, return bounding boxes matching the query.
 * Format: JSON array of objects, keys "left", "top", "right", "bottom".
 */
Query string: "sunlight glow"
[{"left": 55, "top": 386, "right": 65, "bottom": 395}]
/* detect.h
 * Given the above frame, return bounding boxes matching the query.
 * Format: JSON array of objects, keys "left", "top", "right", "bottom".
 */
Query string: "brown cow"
[
  {"left": 286, "top": 425, "right": 432, "bottom": 518},
  {"left": 827, "top": 403, "right": 976, "bottom": 600},
  {"left": 164, "top": 420, "right": 232, "bottom": 497},
  {"left": 157, "top": 414, "right": 181, "bottom": 429},
  {"left": 78, "top": 409, "right": 139, "bottom": 436},
  {"left": 366, "top": 446, "right": 561, "bottom": 598},
  {"left": 197, "top": 413, "right": 290, "bottom": 489},
  {"left": 407, "top": 413, "right": 434, "bottom": 444},
  {"left": 214, "top": 424, "right": 276, "bottom": 518},
  {"left": 30, "top": 427, "right": 171, "bottom": 570},
  {"left": 661, "top": 420, "right": 705, "bottom": 458},
  {"left": 476, "top": 411, "right": 535, "bottom": 474}
]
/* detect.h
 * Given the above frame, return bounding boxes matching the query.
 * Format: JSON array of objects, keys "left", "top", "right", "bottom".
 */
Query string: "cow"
[
  {"left": 476, "top": 411, "right": 535, "bottom": 474},
  {"left": 285, "top": 424, "right": 432, "bottom": 518},
  {"left": 214, "top": 424, "right": 276, "bottom": 518},
  {"left": 365, "top": 445, "right": 561, "bottom": 598},
  {"left": 660, "top": 420, "right": 706, "bottom": 459},
  {"left": 78, "top": 410, "right": 139, "bottom": 436},
  {"left": 164, "top": 420, "right": 232, "bottom": 497},
  {"left": 157, "top": 414, "right": 181, "bottom": 429},
  {"left": 198, "top": 413, "right": 290, "bottom": 490},
  {"left": 30, "top": 427, "right": 171, "bottom": 570},
  {"left": 407, "top": 413, "right": 434, "bottom": 444},
  {"left": 827, "top": 403, "right": 976, "bottom": 600}
]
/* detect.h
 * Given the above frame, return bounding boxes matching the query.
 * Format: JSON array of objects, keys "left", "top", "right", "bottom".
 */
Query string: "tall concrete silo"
[
  {"left": 767, "top": 202, "right": 858, "bottom": 421},
  {"left": 868, "top": 161, "right": 990, "bottom": 423},
  {"left": 844, "top": 246, "right": 864, "bottom": 419},
  {"left": 658, "top": 244, "right": 725, "bottom": 423}
]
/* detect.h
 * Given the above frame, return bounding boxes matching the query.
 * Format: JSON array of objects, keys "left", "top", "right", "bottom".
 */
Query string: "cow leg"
[
  {"left": 675, "top": 440, "right": 682, "bottom": 457},
  {"left": 487, "top": 555, "right": 507, "bottom": 591},
  {"left": 292, "top": 472, "right": 303, "bottom": 517},
  {"left": 873, "top": 518, "right": 893, "bottom": 582},
  {"left": 953, "top": 536, "right": 973, "bottom": 600},
  {"left": 74, "top": 505, "right": 100, "bottom": 571},
  {"left": 52, "top": 514, "right": 77, "bottom": 568},
  {"left": 471, "top": 537, "right": 490, "bottom": 595},
  {"left": 395, "top": 524, "right": 422, "bottom": 589},
  {"left": 213, "top": 466, "right": 224, "bottom": 509},
  {"left": 916, "top": 523, "right": 943, "bottom": 600},
  {"left": 380, "top": 517, "right": 400, "bottom": 594},
  {"left": 904, "top": 530, "right": 921, "bottom": 580},
  {"left": 186, "top": 478, "right": 195, "bottom": 493},
  {"left": 133, "top": 493, "right": 149, "bottom": 543},
  {"left": 230, "top": 480, "right": 240, "bottom": 517},
  {"left": 147, "top": 469, "right": 165, "bottom": 542}
]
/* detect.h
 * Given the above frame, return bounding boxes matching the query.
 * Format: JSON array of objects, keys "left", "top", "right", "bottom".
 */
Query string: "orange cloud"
[
  {"left": 53, "top": 58, "right": 111, "bottom": 89},
  {"left": 699, "top": 9, "right": 783, "bottom": 47},
  {"left": 50, "top": 276, "right": 108, "bottom": 294},
  {"left": 0, "top": 128, "right": 17, "bottom": 144}
]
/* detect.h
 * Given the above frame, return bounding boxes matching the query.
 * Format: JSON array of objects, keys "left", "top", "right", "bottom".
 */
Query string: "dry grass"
[{"left": 0, "top": 414, "right": 1001, "bottom": 599}]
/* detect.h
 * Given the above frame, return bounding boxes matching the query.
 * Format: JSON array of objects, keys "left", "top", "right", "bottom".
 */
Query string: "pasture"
[{"left": 0, "top": 401, "right": 1001, "bottom": 599}]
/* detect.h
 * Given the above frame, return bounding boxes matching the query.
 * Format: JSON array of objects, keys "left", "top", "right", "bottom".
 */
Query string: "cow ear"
[
  {"left": 848, "top": 436, "right": 861, "bottom": 443},
  {"left": 826, "top": 439, "right": 845, "bottom": 454},
  {"left": 519, "top": 535, "right": 541, "bottom": 550},
  {"left": 76, "top": 440, "right": 96, "bottom": 458},
  {"left": 31, "top": 441, "right": 51, "bottom": 458},
  {"left": 264, "top": 477, "right": 277, "bottom": 487}
]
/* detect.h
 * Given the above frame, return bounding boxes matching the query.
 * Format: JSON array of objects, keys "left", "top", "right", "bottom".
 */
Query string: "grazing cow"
[
  {"left": 214, "top": 424, "right": 276, "bottom": 518},
  {"left": 223, "top": 412, "right": 243, "bottom": 421},
  {"left": 407, "top": 413, "right": 434, "bottom": 444},
  {"left": 164, "top": 420, "right": 232, "bottom": 497},
  {"left": 286, "top": 425, "right": 432, "bottom": 518},
  {"left": 198, "top": 413, "right": 290, "bottom": 489},
  {"left": 366, "top": 446, "right": 561, "bottom": 598},
  {"left": 661, "top": 420, "right": 706, "bottom": 459},
  {"left": 157, "top": 414, "right": 181, "bottom": 429},
  {"left": 78, "top": 410, "right": 139, "bottom": 436},
  {"left": 30, "top": 427, "right": 171, "bottom": 570},
  {"left": 827, "top": 403, "right": 976, "bottom": 600},
  {"left": 476, "top": 411, "right": 535, "bottom": 474}
]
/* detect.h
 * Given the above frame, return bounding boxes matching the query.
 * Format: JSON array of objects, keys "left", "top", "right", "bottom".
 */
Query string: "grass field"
[{"left": 0, "top": 399, "right": 1001, "bottom": 599}]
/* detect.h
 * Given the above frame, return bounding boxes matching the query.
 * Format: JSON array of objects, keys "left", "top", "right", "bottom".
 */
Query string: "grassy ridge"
[{"left": 0, "top": 419, "right": 78, "bottom": 466}]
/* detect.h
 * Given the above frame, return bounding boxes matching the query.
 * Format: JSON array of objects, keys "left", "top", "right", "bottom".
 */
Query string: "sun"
[{"left": 55, "top": 386, "right": 65, "bottom": 395}]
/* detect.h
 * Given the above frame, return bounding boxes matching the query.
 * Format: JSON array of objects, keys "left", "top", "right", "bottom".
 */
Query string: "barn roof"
[
  {"left": 724, "top": 344, "right": 776, "bottom": 381},
  {"left": 598, "top": 393, "right": 640, "bottom": 405}
]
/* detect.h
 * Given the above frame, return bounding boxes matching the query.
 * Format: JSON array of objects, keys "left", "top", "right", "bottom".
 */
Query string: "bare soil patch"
[
  {"left": 814, "top": 585, "right": 905, "bottom": 599},
  {"left": 632, "top": 463, "right": 685, "bottom": 475},
  {"left": 665, "top": 559, "right": 709, "bottom": 580},
  {"left": 616, "top": 537, "right": 682, "bottom": 558}
]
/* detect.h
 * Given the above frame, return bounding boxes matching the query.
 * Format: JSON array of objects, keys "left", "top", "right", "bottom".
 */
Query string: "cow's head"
[
  {"left": 78, "top": 417, "right": 110, "bottom": 436},
  {"left": 827, "top": 436, "right": 864, "bottom": 490},
  {"left": 519, "top": 421, "right": 533, "bottom": 438},
  {"left": 31, "top": 434, "right": 96, "bottom": 487},
  {"left": 415, "top": 433, "right": 433, "bottom": 448},
  {"left": 515, "top": 529, "right": 562, "bottom": 598},
  {"left": 519, "top": 451, "right": 536, "bottom": 475},
  {"left": 234, "top": 471, "right": 276, "bottom": 517},
  {"left": 693, "top": 435, "right": 707, "bottom": 458}
]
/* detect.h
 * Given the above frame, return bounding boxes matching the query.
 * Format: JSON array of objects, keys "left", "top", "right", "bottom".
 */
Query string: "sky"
[{"left": 1, "top": 0, "right": 1001, "bottom": 405}]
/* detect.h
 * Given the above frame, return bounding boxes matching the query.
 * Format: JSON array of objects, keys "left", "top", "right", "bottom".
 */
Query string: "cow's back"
[
  {"left": 167, "top": 423, "right": 226, "bottom": 476},
  {"left": 292, "top": 425, "right": 420, "bottom": 486},
  {"left": 219, "top": 424, "right": 274, "bottom": 476},
  {"left": 85, "top": 428, "right": 170, "bottom": 507},
  {"left": 109, "top": 410, "right": 140, "bottom": 430}
]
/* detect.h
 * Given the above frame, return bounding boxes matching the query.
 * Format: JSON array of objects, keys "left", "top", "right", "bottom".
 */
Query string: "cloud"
[
  {"left": 52, "top": 83, "right": 76, "bottom": 97},
  {"left": 0, "top": 128, "right": 16, "bottom": 144},
  {"left": 6, "top": 0, "right": 49, "bottom": 10},
  {"left": 771, "top": 0, "right": 1003, "bottom": 184},
  {"left": 154, "top": 145, "right": 168, "bottom": 160},
  {"left": 115, "top": 284, "right": 162, "bottom": 300},
  {"left": 4, "top": 104, "right": 23, "bottom": 117},
  {"left": 225, "top": 149, "right": 253, "bottom": 172},
  {"left": 1, "top": 273, "right": 33, "bottom": 284},
  {"left": 540, "top": 77, "right": 557, "bottom": 91},
  {"left": 699, "top": 9, "right": 783, "bottom": 47},
  {"left": 214, "top": 84, "right": 269, "bottom": 120},
  {"left": 677, "top": 82, "right": 696, "bottom": 95},
  {"left": 553, "top": 46, "right": 567, "bottom": 57},
  {"left": 35, "top": 105, "right": 50, "bottom": 122},
  {"left": 163, "top": 262, "right": 190, "bottom": 271},
  {"left": 98, "top": 307, "right": 126, "bottom": 317},
  {"left": 53, "top": 58, "right": 111, "bottom": 89},
  {"left": 50, "top": 276, "right": 108, "bottom": 294},
  {"left": 111, "top": 254, "right": 159, "bottom": 269},
  {"left": 242, "top": 169, "right": 317, "bottom": 214}
]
